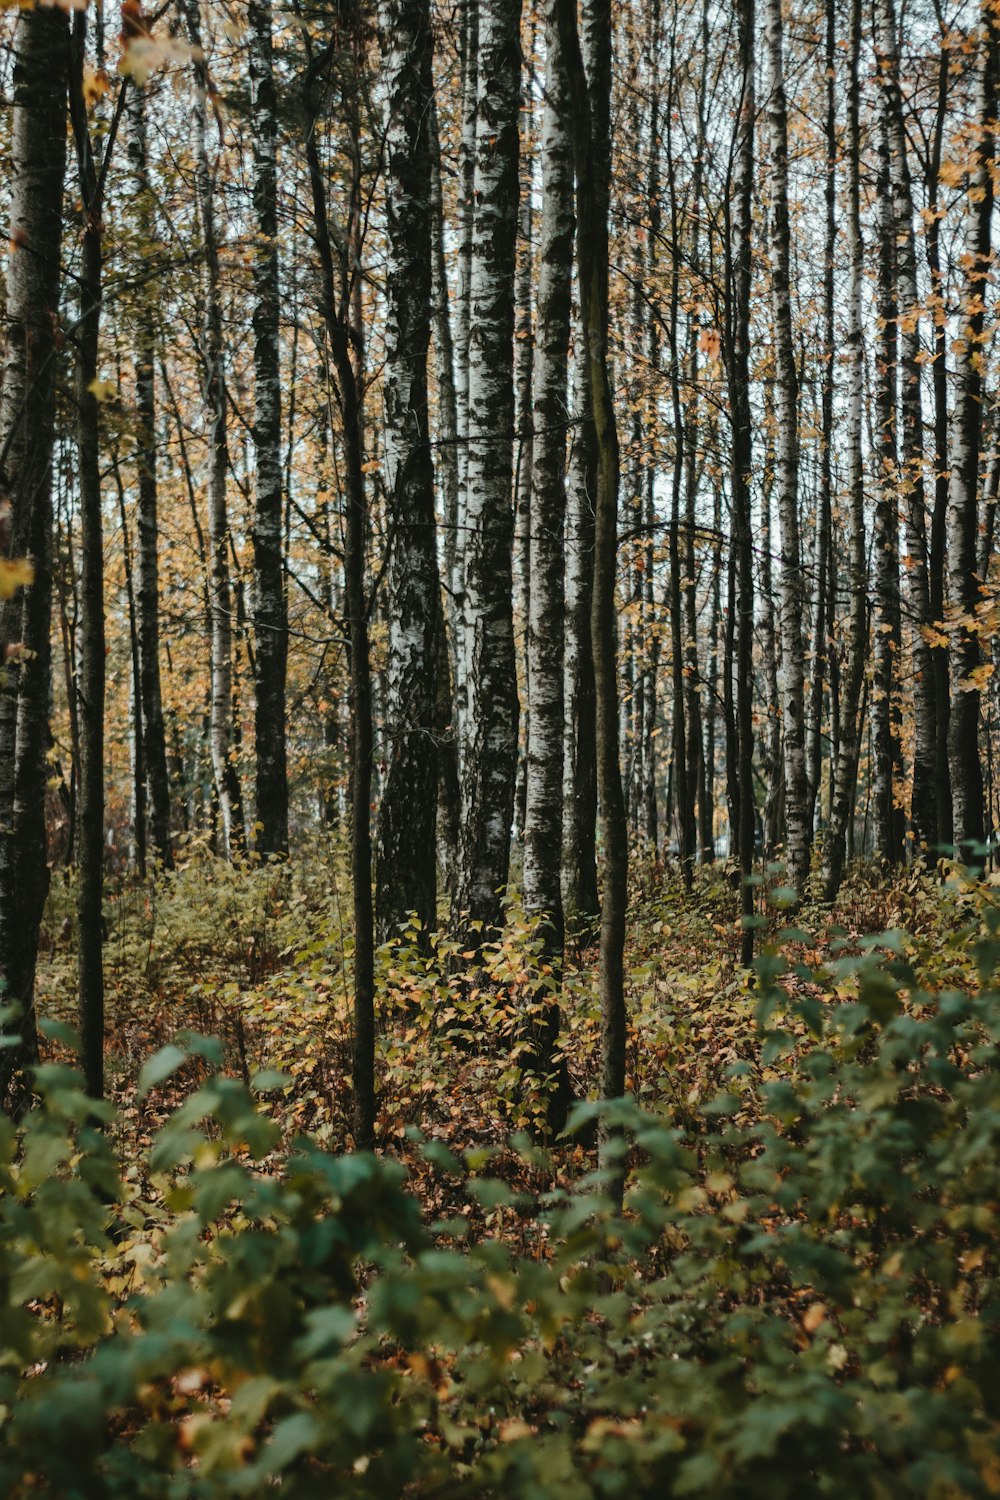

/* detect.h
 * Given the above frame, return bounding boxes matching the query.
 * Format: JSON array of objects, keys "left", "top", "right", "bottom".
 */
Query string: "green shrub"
[{"left": 2, "top": 914, "right": 1000, "bottom": 1497}]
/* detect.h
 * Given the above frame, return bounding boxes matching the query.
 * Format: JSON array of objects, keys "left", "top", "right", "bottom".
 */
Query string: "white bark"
[
  {"left": 455, "top": 0, "right": 522, "bottom": 930},
  {"left": 765, "top": 0, "right": 809, "bottom": 898}
]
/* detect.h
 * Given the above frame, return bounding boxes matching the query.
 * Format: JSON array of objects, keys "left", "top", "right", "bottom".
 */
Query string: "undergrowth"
[{"left": 2, "top": 854, "right": 998, "bottom": 1495}]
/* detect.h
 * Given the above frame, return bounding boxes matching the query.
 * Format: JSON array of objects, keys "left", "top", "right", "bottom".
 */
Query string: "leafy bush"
[{"left": 3, "top": 911, "right": 1000, "bottom": 1497}]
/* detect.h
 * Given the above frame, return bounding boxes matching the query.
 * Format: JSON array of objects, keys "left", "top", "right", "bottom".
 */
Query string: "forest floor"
[
  {"left": 9, "top": 848, "right": 1000, "bottom": 1496},
  {"left": 33, "top": 842, "right": 980, "bottom": 1198}
]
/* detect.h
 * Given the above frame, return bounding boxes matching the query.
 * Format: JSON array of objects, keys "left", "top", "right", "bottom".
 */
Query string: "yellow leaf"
[
  {"left": 958, "top": 662, "right": 994, "bottom": 692},
  {"left": 0, "top": 558, "right": 33, "bottom": 599},
  {"left": 88, "top": 378, "right": 118, "bottom": 403},
  {"left": 920, "top": 623, "right": 950, "bottom": 649},
  {"left": 802, "top": 1302, "right": 827, "bottom": 1334}
]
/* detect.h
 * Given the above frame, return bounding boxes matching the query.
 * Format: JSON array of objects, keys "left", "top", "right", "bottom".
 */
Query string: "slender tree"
[
  {"left": 522, "top": 0, "right": 573, "bottom": 1116},
  {"left": 302, "top": 6, "right": 376, "bottom": 1148},
  {"left": 428, "top": 95, "right": 462, "bottom": 900},
  {"left": 872, "top": 113, "right": 904, "bottom": 866},
  {"left": 455, "top": 0, "right": 522, "bottom": 933},
  {"left": 725, "top": 0, "right": 756, "bottom": 957},
  {"left": 248, "top": 0, "right": 289, "bottom": 857},
  {"left": 70, "top": 13, "right": 129, "bottom": 1100},
  {"left": 873, "top": 0, "right": 937, "bottom": 855},
  {"left": 185, "top": 0, "right": 243, "bottom": 858},
  {"left": 764, "top": 0, "right": 809, "bottom": 898},
  {"left": 926, "top": 22, "right": 953, "bottom": 849},
  {"left": 0, "top": 2, "right": 69, "bottom": 1110},
  {"left": 127, "top": 81, "right": 173, "bottom": 869},
  {"left": 558, "top": 0, "right": 627, "bottom": 1185},
  {"left": 561, "top": 341, "right": 600, "bottom": 928},
  {"left": 825, "top": 0, "right": 867, "bottom": 899},
  {"left": 374, "top": 0, "right": 440, "bottom": 942},
  {"left": 948, "top": 0, "right": 998, "bottom": 859}
]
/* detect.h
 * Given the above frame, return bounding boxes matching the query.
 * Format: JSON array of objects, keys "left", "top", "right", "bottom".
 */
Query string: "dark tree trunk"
[
  {"left": 0, "top": 2, "right": 68, "bottom": 1110},
  {"left": 127, "top": 82, "right": 173, "bottom": 870},
  {"left": 947, "top": 0, "right": 998, "bottom": 859},
  {"left": 926, "top": 34, "right": 953, "bottom": 851},
  {"left": 303, "top": 8, "right": 376, "bottom": 1149},
  {"left": 185, "top": 0, "right": 243, "bottom": 859},
  {"left": 70, "top": 14, "right": 126, "bottom": 1100},
  {"left": 374, "top": 0, "right": 440, "bottom": 943},
  {"left": 558, "top": 0, "right": 627, "bottom": 1197}
]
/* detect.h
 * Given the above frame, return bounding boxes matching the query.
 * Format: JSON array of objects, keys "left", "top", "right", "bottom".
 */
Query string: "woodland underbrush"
[{"left": 3, "top": 853, "right": 999, "bottom": 1496}]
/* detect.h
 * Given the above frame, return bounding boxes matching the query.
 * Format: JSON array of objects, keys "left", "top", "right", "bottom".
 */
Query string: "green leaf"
[{"left": 138, "top": 1044, "right": 189, "bottom": 1097}]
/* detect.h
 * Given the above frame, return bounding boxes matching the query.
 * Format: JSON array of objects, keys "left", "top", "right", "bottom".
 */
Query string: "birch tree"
[
  {"left": 873, "top": 0, "right": 937, "bottom": 855},
  {"left": 522, "top": 0, "right": 573, "bottom": 1115},
  {"left": 561, "top": 343, "right": 599, "bottom": 928},
  {"left": 248, "top": 0, "right": 289, "bottom": 858},
  {"left": 764, "top": 0, "right": 809, "bottom": 898},
  {"left": 726, "top": 0, "right": 756, "bottom": 956},
  {"left": 824, "top": 0, "right": 867, "bottom": 899},
  {"left": 0, "top": 2, "right": 68, "bottom": 1109},
  {"left": 455, "top": 0, "right": 522, "bottom": 933},
  {"left": 185, "top": 0, "right": 243, "bottom": 859},
  {"left": 374, "top": 0, "right": 440, "bottom": 942},
  {"left": 872, "top": 114, "right": 904, "bottom": 866}
]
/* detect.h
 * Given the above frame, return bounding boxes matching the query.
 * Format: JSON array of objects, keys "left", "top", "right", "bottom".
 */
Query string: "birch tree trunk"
[
  {"left": 807, "top": 0, "right": 835, "bottom": 836},
  {"left": 374, "top": 0, "right": 440, "bottom": 942},
  {"left": 522, "top": 0, "right": 573, "bottom": 1117},
  {"left": 428, "top": 96, "right": 462, "bottom": 900},
  {"left": 127, "top": 82, "right": 173, "bottom": 870},
  {"left": 824, "top": 0, "right": 867, "bottom": 900},
  {"left": 947, "top": 0, "right": 998, "bottom": 858},
  {"left": 640, "top": 2, "right": 662, "bottom": 854},
  {"left": 727, "top": 0, "right": 756, "bottom": 958},
  {"left": 524, "top": 0, "right": 572, "bottom": 943},
  {"left": 561, "top": 341, "right": 600, "bottom": 929},
  {"left": 187, "top": 0, "right": 243, "bottom": 859},
  {"left": 926, "top": 36, "right": 953, "bottom": 849},
  {"left": 0, "top": 2, "right": 68, "bottom": 1110},
  {"left": 451, "top": 0, "right": 479, "bottom": 766},
  {"left": 665, "top": 65, "right": 692, "bottom": 885},
  {"left": 455, "top": 0, "right": 522, "bottom": 933},
  {"left": 873, "top": 0, "right": 937, "bottom": 855},
  {"left": 764, "top": 0, "right": 809, "bottom": 899},
  {"left": 513, "top": 81, "right": 534, "bottom": 848},
  {"left": 760, "top": 442, "right": 783, "bottom": 856},
  {"left": 872, "top": 115, "right": 904, "bottom": 866},
  {"left": 248, "top": 0, "right": 289, "bottom": 858}
]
